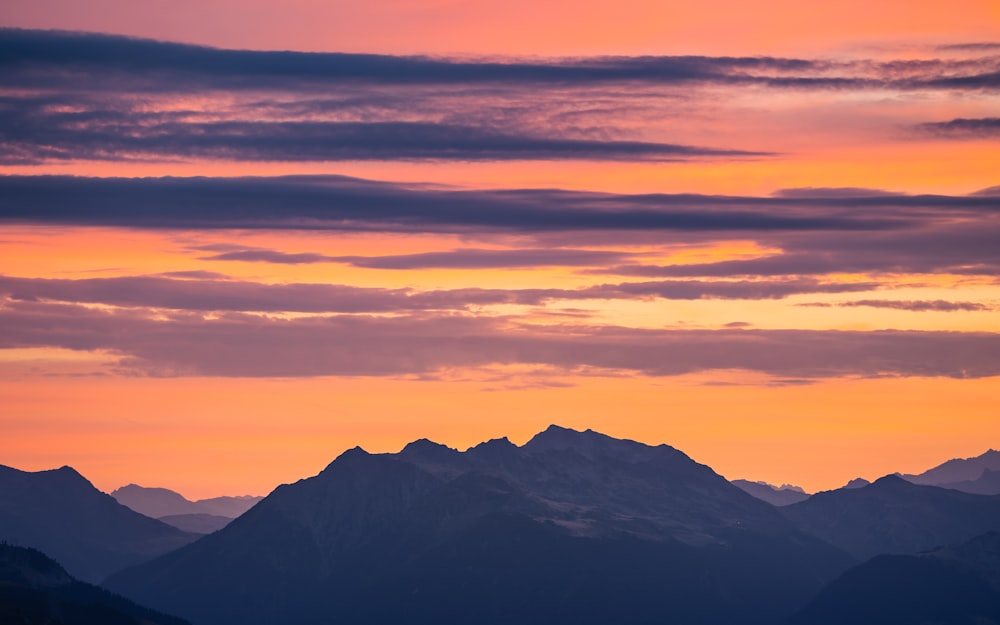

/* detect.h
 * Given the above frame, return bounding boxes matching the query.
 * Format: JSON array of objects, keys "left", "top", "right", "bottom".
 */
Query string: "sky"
[{"left": 0, "top": 1, "right": 998, "bottom": 499}]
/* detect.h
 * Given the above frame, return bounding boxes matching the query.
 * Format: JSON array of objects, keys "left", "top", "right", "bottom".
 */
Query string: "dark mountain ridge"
[
  {"left": 106, "top": 425, "right": 853, "bottom": 625},
  {"left": 0, "top": 464, "right": 199, "bottom": 583},
  {"left": 781, "top": 474, "right": 1000, "bottom": 561}
]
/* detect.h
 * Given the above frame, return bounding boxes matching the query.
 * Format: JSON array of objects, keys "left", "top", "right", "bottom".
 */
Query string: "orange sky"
[{"left": 0, "top": 2, "right": 998, "bottom": 499}]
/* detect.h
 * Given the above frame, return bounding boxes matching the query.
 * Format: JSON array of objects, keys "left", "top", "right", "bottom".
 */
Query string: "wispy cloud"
[
  {"left": 916, "top": 117, "right": 1000, "bottom": 138},
  {"left": 798, "top": 299, "right": 992, "bottom": 312},
  {"left": 0, "top": 274, "right": 885, "bottom": 314},
  {"left": 1, "top": 298, "right": 997, "bottom": 379}
]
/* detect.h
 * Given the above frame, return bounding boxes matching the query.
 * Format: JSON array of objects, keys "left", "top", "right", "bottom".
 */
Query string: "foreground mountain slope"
[
  {"left": 0, "top": 543, "right": 190, "bottom": 625},
  {"left": 787, "top": 531, "right": 1000, "bottom": 625},
  {"left": 107, "top": 426, "right": 853, "bottom": 625},
  {"left": 781, "top": 475, "right": 1000, "bottom": 561},
  {"left": 111, "top": 485, "right": 262, "bottom": 519},
  {"left": 0, "top": 465, "right": 199, "bottom": 583}
]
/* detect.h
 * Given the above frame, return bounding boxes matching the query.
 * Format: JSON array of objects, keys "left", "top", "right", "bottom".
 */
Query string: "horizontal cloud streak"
[
  {"left": 799, "top": 299, "right": 991, "bottom": 312},
  {"left": 0, "top": 299, "right": 996, "bottom": 378},
  {"left": 4, "top": 29, "right": 999, "bottom": 92},
  {"left": 916, "top": 117, "right": 1000, "bottom": 138},
  {"left": 0, "top": 275, "right": 884, "bottom": 313},
  {"left": 0, "top": 114, "right": 763, "bottom": 164},
  {"left": 3, "top": 175, "right": 987, "bottom": 233}
]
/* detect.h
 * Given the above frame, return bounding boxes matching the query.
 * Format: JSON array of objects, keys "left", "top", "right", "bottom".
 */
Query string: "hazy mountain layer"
[
  {"left": 731, "top": 479, "right": 810, "bottom": 506},
  {"left": 157, "top": 514, "right": 233, "bottom": 534},
  {"left": 902, "top": 449, "right": 1000, "bottom": 486},
  {"left": 111, "top": 485, "right": 262, "bottom": 519}
]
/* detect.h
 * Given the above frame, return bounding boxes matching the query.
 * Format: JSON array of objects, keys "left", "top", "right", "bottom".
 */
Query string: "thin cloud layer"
[
  {"left": 799, "top": 300, "right": 992, "bottom": 312},
  {"left": 1, "top": 299, "right": 997, "bottom": 379},
  {"left": 2, "top": 175, "right": 989, "bottom": 233},
  {"left": 916, "top": 117, "right": 1000, "bottom": 138},
  {"left": 0, "top": 274, "right": 886, "bottom": 313}
]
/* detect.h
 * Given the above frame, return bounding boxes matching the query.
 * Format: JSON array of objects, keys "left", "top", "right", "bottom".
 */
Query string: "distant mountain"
[
  {"left": 781, "top": 475, "right": 1000, "bottom": 561},
  {"left": 157, "top": 514, "right": 233, "bottom": 535},
  {"left": 938, "top": 468, "right": 1000, "bottom": 496},
  {"left": 0, "top": 542, "right": 190, "bottom": 625},
  {"left": 787, "top": 531, "right": 1000, "bottom": 625},
  {"left": 902, "top": 449, "right": 1000, "bottom": 486},
  {"left": 111, "top": 485, "right": 262, "bottom": 519},
  {"left": 0, "top": 465, "right": 199, "bottom": 583},
  {"left": 106, "top": 426, "right": 853, "bottom": 625},
  {"left": 842, "top": 477, "right": 870, "bottom": 489},
  {"left": 731, "top": 480, "right": 809, "bottom": 506}
]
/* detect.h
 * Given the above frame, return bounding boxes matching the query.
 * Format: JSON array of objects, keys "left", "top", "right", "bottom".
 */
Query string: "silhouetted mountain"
[
  {"left": 842, "top": 477, "right": 870, "bottom": 489},
  {"left": 106, "top": 426, "right": 853, "bottom": 625},
  {"left": 731, "top": 480, "right": 810, "bottom": 506},
  {"left": 787, "top": 531, "right": 1000, "bottom": 625},
  {"left": 0, "top": 465, "right": 199, "bottom": 583},
  {"left": 936, "top": 468, "right": 1000, "bottom": 496},
  {"left": 111, "top": 485, "right": 262, "bottom": 519},
  {"left": 0, "top": 542, "right": 190, "bottom": 625},
  {"left": 157, "top": 514, "right": 232, "bottom": 535},
  {"left": 902, "top": 449, "right": 1000, "bottom": 486},
  {"left": 781, "top": 475, "right": 1000, "bottom": 561}
]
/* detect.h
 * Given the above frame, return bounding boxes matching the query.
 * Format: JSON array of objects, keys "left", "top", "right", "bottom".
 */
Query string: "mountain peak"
[
  {"left": 400, "top": 438, "right": 455, "bottom": 455},
  {"left": 470, "top": 436, "right": 516, "bottom": 451},
  {"left": 842, "top": 477, "right": 870, "bottom": 489},
  {"left": 524, "top": 424, "right": 615, "bottom": 451},
  {"left": 869, "top": 474, "right": 913, "bottom": 489},
  {"left": 322, "top": 445, "right": 370, "bottom": 469}
]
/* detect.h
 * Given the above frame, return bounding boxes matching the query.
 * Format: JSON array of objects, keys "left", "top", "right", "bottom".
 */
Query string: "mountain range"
[
  {"left": 0, "top": 465, "right": 199, "bottom": 583},
  {"left": 2, "top": 427, "right": 999, "bottom": 624},
  {"left": 105, "top": 426, "right": 854, "bottom": 625}
]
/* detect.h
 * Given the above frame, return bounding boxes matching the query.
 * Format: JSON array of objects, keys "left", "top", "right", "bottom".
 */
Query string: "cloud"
[
  {"left": 1, "top": 299, "right": 997, "bottom": 378},
  {"left": 3, "top": 174, "right": 980, "bottom": 234},
  {"left": 798, "top": 299, "right": 991, "bottom": 312},
  {"left": 0, "top": 109, "right": 766, "bottom": 164},
  {"left": 0, "top": 274, "right": 887, "bottom": 314},
  {"left": 599, "top": 219, "right": 1000, "bottom": 278},
  {"left": 916, "top": 117, "right": 1000, "bottom": 138},
  {"left": 4, "top": 29, "right": 999, "bottom": 93},
  {"left": 322, "top": 248, "right": 634, "bottom": 269}
]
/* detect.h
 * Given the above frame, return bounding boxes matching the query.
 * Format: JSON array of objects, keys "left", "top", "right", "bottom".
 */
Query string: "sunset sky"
[{"left": 1, "top": 1, "right": 998, "bottom": 499}]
